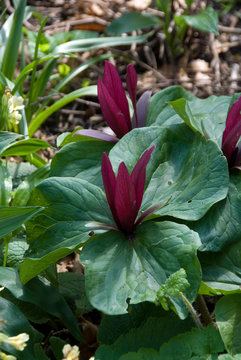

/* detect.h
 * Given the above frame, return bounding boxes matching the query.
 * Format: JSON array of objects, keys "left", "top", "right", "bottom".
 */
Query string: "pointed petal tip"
[{"left": 74, "top": 129, "right": 118, "bottom": 142}]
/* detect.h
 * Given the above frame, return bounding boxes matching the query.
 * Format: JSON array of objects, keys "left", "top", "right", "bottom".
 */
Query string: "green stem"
[{"left": 179, "top": 292, "right": 203, "bottom": 329}]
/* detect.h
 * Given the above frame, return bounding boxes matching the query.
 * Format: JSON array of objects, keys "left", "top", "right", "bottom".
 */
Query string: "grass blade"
[
  {"left": 1, "top": 0, "right": 26, "bottom": 80},
  {"left": 29, "top": 85, "right": 97, "bottom": 137}
]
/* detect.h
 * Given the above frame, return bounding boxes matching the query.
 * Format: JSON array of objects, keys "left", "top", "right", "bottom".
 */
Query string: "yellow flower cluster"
[
  {"left": 0, "top": 331, "right": 29, "bottom": 360},
  {"left": 4, "top": 88, "right": 24, "bottom": 125},
  {"left": 62, "top": 344, "right": 80, "bottom": 360}
]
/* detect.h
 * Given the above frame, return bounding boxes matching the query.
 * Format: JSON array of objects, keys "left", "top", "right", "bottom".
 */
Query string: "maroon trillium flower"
[
  {"left": 101, "top": 145, "right": 158, "bottom": 236},
  {"left": 75, "top": 61, "right": 152, "bottom": 142},
  {"left": 222, "top": 95, "right": 241, "bottom": 168}
]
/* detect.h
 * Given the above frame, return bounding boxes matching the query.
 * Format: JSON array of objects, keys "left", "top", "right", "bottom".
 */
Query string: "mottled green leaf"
[
  {"left": 216, "top": 294, "right": 241, "bottom": 355},
  {"left": 19, "top": 177, "right": 113, "bottom": 283},
  {"left": 191, "top": 174, "right": 241, "bottom": 252},
  {"left": 0, "top": 267, "right": 82, "bottom": 340},
  {"left": 109, "top": 126, "right": 229, "bottom": 221},
  {"left": 199, "top": 239, "right": 241, "bottom": 295},
  {"left": 80, "top": 221, "right": 201, "bottom": 315},
  {"left": 50, "top": 141, "right": 113, "bottom": 186}
]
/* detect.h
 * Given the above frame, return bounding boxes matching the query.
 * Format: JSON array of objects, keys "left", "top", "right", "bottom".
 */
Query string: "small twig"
[
  {"left": 210, "top": 33, "right": 221, "bottom": 85},
  {"left": 218, "top": 25, "right": 241, "bottom": 34},
  {"left": 215, "top": 41, "right": 241, "bottom": 50},
  {"left": 60, "top": 109, "right": 86, "bottom": 115},
  {"left": 108, "top": 48, "right": 167, "bottom": 81},
  {"left": 43, "top": 17, "right": 108, "bottom": 31},
  {"left": 75, "top": 98, "right": 100, "bottom": 108},
  {"left": 30, "top": 93, "right": 64, "bottom": 106}
]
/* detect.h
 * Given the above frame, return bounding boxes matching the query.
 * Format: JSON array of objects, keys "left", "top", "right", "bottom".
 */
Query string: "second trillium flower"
[
  {"left": 75, "top": 62, "right": 151, "bottom": 142},
  {"left": 222, "top": 95, "right": 241, "bottom": 168},
  {"left": 101, "top": 145, "right": 157, "bottom": 236}
]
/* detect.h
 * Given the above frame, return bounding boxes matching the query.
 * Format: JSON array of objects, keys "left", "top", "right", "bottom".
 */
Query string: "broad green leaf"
[
  {"left": 98, "top": 302, "right": 176, "bottom": 345},
  {"left": 1, "top": 0, "right": 26, "bottom": 79},
  {"left": 0, "top": 131, "right": 24, "bottom": 155},
  {"left": 1, "top": 138, "right": 51, "bottom": 156},
  {"left": 33, "top": 344, "right": 50, "bottom": 360},
  {"left": 19, "top": 177, "right": 114, "bottom": 283},
  {"left": 49, "top": 337, "right": 67, "bottom": 360},
  {"left": 13, "top": 164, "right": 50, "bottom": 206},
  {"left": 106, "top": 12, "right": 161, "bottom": 34},
  {"left": 7, "top": 161, "right": 37, "bottom": 189},
  {"left": 109, "top": 126, "right": 229, "bottom": 221},
  {"left": 216, "top": 294, "right": 241, "bottom": 355},
  {"left": 58, "top": 272, "right": 85, "bottom": 300},
  {"left": 199, "top": 239, "right": 241, "bottom": 295},
  {"left": 190, "top": 174, "right": 241, "bottom": 252},
  {"left": 0, "top": 206, "right": 43, "bottom": 239},
  {"left": 146, "top": 86, "right": 195, "bottom": 127},
  {"left": 168, "top": 98, "right": 202, "bottom": 135},
  {"left": 0, "top": 297, "right": 43, "bottom": 359},
  {"left": 120, "top": 348, "right": 160, "bottom": 360},
  {"left": 219, "top": 355, "right": 241, "bottom": 360},
  {"left": 168, "top": 96, "right": 231, "bottom": 145},
  {"left": 120, "top": 325, "right": 224, "bottom": 360},
  {"left": 0, "top": 160, "right": 12, "bottom": 205},
  {"left": 176, "top": 7, "right": 219, "bottom": 35},
  {"left": 0, "top": 267, "right": 82, "bottom": 341},
  {"left": 4, "top": 231, "right": 28, "bottom": 267},
  {"left": 53, "top": 33, "right": 149, "bottom": 54},
  {"left": 50, "top": 141, "right": 113, "bottom": 186},
  {"left": 96, "top": 312, "right": 194, "bottom": 360},
  {"left": 80, "top": 221, "right": 201, "bottom": 315},
  {"left": 29, "top": 86, "right": 97, "bottom": 136}
]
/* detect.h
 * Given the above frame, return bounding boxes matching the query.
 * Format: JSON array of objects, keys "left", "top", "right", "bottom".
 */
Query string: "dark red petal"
[
  {"left": 133, "top": 90, "right": 152, "bottom": 128},
  {"left": 101, "top": 153, "right": 120, "bottom": 228},
  {"left": 74, "top": 129, "right": 118, "bottom": 143},
  {"left": 103, "top": 61, "right": 132, "bottom": 131},
  {"left": 126, "top": 64, "right": 137, "bottom": 104},
  {"left": 98, "top": 78, "right": 129, "bottom": 138},
  {"left": 131, "top": 146, "right": 155, "bottom": 212},
  {"left": 115, "top": 162, "right": 137, "bottom": 233},
  {"left": 135, "top": 199, "right": 170, "bottom": 228},
  {"left": 222, "top": 95, "right": 241, "bottom": 163},
  {"left": 126, "top": 64, "right": 137, "bottom": 126}
]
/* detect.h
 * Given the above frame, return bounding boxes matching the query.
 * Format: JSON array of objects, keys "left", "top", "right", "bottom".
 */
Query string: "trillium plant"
[
  {"left": 222, "top": 95, "right": 241, "bottom": 168},
  {"left": 101, "top": 146, "right": 159, "bottom": 236},
  {"left": 75, "top": 61, "right": 152, "bottom": 142},
  {"left": 2, "top": 59, "right": 241, "bottom": 359}
]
